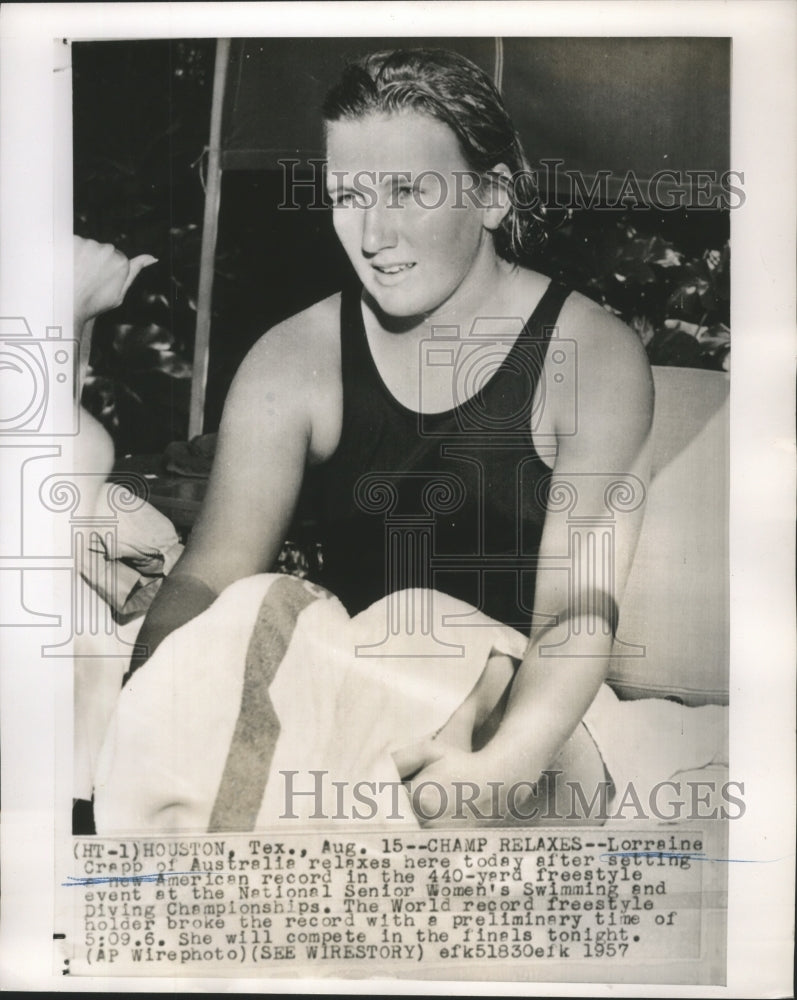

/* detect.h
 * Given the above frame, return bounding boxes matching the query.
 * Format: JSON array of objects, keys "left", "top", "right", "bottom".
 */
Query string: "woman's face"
[{"left": 326, "top": 112, "right": 500, "bottom": 319}]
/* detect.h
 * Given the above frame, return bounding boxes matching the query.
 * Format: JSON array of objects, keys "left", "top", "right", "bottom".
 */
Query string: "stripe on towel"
[{"left": 208, "top": 576, "right": 321, "bottom": 832}]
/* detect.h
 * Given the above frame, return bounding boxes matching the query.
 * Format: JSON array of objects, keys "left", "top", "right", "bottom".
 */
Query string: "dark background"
[{"left": 73, "top": 39, "right": 730, "bottom": 456}]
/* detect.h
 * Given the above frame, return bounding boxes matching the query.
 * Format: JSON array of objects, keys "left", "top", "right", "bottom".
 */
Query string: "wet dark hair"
[{"left": 322, "top": 48, "right": 546, "bottom": 261}]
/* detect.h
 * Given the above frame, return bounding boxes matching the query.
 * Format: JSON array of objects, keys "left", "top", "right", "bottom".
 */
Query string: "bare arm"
[
  {"left": 399, "top": 300, "right": 654, "bottom": 818},
  {"left": 481, "top": 305, "right": 654, "bottom": 782},
  {"left": 128, "top": 323, "right": 320, "bottom": 674}
]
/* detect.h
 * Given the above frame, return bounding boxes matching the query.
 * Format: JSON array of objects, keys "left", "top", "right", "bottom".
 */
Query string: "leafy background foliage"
[
  {"left": 544, "top": 211, "right": 730, "bottom": 371},
  {"left": 74, "top": 40, "right": 216, "bottom": 454},
  {"left": 74, "top": 41, "right": 730, "bottom": 456}
]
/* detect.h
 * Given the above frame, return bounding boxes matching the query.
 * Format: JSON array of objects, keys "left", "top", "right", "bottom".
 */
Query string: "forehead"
[{"left": 325, "top": 111, "right": 468, "bottom": 177}]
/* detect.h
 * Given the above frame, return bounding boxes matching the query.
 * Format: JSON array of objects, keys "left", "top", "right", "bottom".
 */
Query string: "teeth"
[{"left": 376, "top": 263, "right": 414, "bottom": 274}]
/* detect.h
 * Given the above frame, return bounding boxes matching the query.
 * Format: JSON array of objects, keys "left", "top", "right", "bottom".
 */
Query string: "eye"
[
  {"left": 392, "top": 183, "right": 415, "bottom": 206},
  {"left": 331, "top": 191, "right": 358, "bottom": 208}
]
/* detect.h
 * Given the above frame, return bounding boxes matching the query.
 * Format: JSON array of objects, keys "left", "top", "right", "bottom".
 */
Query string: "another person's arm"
[
  {"left": 73, "top": 235, "right": 157, "bottom": 388},
  {"left": 72, "top": 235, "right": 157, "bottom": 509}
]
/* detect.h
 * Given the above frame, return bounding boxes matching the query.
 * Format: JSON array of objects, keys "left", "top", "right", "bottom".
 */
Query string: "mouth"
[{"left": 371, "top": 262, "right": 416, "bottom": 281}]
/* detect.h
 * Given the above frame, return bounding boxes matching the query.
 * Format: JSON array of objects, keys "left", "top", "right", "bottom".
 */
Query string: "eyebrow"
[
  {"left": 326, "top": 179, "right": 365, "bottom": 191},
  {"left": 326, "top": 171, "right": 414, "bottom": 191}
]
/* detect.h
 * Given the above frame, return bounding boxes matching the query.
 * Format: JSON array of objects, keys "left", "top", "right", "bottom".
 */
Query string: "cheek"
[
  {"left": 421, "top": 204, "right": 483, "bottom": 264},
  {"left": 332, "top": 209, "right": 351, "bottom": 243},
  {"left": 332, "top": 210, "right": 363, "bottom": 260}
]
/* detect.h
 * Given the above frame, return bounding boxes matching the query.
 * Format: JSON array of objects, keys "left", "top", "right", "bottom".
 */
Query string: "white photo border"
[{"left": 0, "top": 2, "right": 794, "bottom": 995}]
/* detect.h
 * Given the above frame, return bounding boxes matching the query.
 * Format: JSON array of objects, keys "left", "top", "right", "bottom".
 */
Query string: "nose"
[{"left": 360, "top": 202, "right": 398, "bottom": 256}]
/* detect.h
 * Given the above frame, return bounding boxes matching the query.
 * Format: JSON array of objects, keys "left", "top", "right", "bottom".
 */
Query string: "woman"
[{"left": 131, "top": 49, "right": 654, "bottom": 823}]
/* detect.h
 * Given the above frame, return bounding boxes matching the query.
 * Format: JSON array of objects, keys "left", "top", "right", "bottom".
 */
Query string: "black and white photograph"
[{"left": 0, "top": 2, "right": 794, "bottom": 994}]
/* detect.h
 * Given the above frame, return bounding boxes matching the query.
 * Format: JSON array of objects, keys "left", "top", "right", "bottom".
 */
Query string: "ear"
[{"left": 481, "top": 162, "right": 513, "bottom": 232}]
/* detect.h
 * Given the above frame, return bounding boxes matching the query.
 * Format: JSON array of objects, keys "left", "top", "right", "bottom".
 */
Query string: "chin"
[
  {"left": 374, "top": 297, "right": 424, "bottom": 320},
  {"left": 365, "top": 279, "right": 450, "bottom": 321}
]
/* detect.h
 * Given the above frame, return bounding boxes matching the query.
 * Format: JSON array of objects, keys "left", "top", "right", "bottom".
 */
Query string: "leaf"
[
  {"left": 617, "top": 259, "right": 657, "bottom": 285},
  {"left": 144, "top": 292, "right": 170, "bottom": 309},
  {"left": 630, "top": 314, "right": 657, "bottom": 346},
  {"left": 652, "top": 247, "right": 684, "bottom": 269},
  {"left": 698, "top": 286, "right": 717, "bottom": 311},
  {"left": 668, "top": 276, "right": 709, "bottom": 312}
]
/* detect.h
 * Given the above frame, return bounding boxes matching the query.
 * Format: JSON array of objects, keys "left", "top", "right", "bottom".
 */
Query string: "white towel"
[
  {"left": 93, "top": 575, "right": 727, "bottom": 833},
  {"left": 582, "top": 683, "right": 728, "bottom": 814}
]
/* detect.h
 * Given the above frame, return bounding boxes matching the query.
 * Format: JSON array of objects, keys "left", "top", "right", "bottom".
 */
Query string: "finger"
[
  {"left": 434, "top": 701, "right": 476, "bottom": 749},
  {"left": 405, "top": 764, "right": 462, "bottom": 826},
  {"left": 391, "top": 738, "right": 444, "bottom": 780},
  {"left": 119, "top": 254, "right": 158, "bottom": 299}
]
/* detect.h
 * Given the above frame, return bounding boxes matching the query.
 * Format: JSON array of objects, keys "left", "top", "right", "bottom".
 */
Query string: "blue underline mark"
[
  {"left": 62, "top": 872, "right": 195, "bottom": 887},
  {"left": 599, "top": 851, "right": 771, "bottom": 864}
]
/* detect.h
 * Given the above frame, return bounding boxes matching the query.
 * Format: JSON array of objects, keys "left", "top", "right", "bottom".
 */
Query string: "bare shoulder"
[
  {"left": 558, "top": 289, "right": 649, "bottom": 368},
  {"left": 557, "top": 289, "right": 653, "bottom": 400},
  {"left": 549, "top": 289, "right": 654, "bottom": 459},
  {"left": 237, "top": 292, "right": 341, "bottom": 387},
  {"left": 223, "top": 293, "right": 343, "bottom": 460}
]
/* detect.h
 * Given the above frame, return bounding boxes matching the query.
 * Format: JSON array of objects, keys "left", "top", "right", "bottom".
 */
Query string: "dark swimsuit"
[{"left": 308, "top": 277, "right": 573, "bottom": 633}]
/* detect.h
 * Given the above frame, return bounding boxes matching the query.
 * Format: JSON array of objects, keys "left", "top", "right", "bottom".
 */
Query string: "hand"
[
  {"left": 74, "top": 235, "right": 157, "bottom": 327},
  {"left": 394, "top": 738, "right": 516, "bottom": 827},
  {"left": 391, "top": 650, "right": 522, "bottom": 826},
  {"left": 392, "top": 703, "right": 503, "bottom": 827}
]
